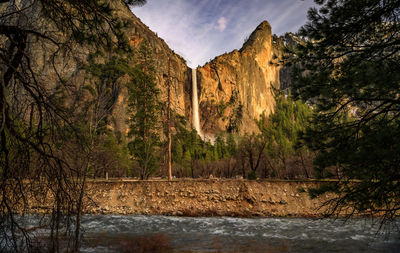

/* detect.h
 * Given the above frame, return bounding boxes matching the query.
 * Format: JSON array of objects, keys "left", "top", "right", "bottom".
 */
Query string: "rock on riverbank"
[{"left": 83, "top": 179, "right": 331, "bottom": 217}]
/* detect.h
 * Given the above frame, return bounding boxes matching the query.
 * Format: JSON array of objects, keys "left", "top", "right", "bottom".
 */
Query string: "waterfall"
[{"left": 192, "top": 68, "right": 202, "bottom": 137}]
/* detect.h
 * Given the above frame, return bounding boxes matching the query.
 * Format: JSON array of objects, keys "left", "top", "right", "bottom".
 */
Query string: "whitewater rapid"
[{"left": 6, "top": 215, "right": 400, "bottom": 252}]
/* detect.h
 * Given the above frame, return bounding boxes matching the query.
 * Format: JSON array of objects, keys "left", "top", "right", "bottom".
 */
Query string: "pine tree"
[
  {"left": 127, "top": 44, "right": 161, "bottom": 180},
  {"left": 226, "top": 133, "right": 237, "bottom": 157},
  {"left": 258, "top": 93, "right": 312, "bottom": 178},
  {"left": 291, "top": 0, "right": 400, "bottom": 222},
  {"left": 0, "top": 0, "right": 147, "bottom": 251}
]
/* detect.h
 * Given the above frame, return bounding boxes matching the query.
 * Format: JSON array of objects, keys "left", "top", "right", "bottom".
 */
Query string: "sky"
[{"left": 131, "top": 0, "right": 316, "bottom": 68}]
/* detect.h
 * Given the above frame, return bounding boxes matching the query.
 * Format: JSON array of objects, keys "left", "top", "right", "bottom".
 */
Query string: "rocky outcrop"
[{"left": 196, "top": 21, "right": 285, "bottom": 134}]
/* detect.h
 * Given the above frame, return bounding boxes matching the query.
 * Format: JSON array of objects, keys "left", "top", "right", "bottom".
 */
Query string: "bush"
[{"left": 247, "top": 170, "right": 257, "bottom": 180}]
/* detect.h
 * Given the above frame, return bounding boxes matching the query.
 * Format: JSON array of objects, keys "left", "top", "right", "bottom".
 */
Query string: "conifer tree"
[
  {"left": 226, "top": 133, "right": 238, "bottom": 156},
  {"left": 127, "top": 44, "right": 161, "bottom": 180},
  {"left": 0, "top": 0, "right": 146, "bottom": 251},
  {"left": 291, "top": 0, "right": 400, "bottom": 222},
  {"left": 255, "top": 91, "right": 312, "bottom": 179},
  {"left": 259, "top": 94, "right": 312, "bottom": 176}
]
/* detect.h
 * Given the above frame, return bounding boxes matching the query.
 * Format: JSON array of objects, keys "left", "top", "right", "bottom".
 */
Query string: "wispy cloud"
[
  {"left": 216, "top": 17, "right": 228, "bottom": 32},
  {"left": 131, "top": 0, "right": 316, "bottom": 68}
]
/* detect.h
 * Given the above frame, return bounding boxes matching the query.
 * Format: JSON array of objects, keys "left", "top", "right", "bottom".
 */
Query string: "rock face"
[
  {"left": 0, "top": 0, "right": 192, "bottom": 136},
  {"left": 116, "top": 7, "right": 286, "bottom": 135},
  {"left": 5, "top": 0, "right": 287, "bottom": 135},
  {"left": 196, "top": 21, "right": 285, "bottom": 134},
  {"left": 109, "top": 2, "right": 193, "bottom": 135}
]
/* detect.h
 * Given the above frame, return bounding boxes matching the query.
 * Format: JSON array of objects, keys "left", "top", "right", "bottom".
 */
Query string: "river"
[
  {"left": 78, "top": 215, "right": 399, "bottom": 252},
  {"left": 9, "top": 215, "right": 400, "bottom": 252}
]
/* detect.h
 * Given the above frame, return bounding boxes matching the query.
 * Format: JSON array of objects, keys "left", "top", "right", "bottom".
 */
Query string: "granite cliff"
[
  {"left": 3, "top": 0, "right": 289, "bottom": 135},
  {"left": 104, "top": 1, "right": 193, "bottom": 135},
  {"left": 122, "top": 11, "right": 288, "bottom": 135},
  {"left": 196, "top": 21, "right": 285, "bottom": 134}
]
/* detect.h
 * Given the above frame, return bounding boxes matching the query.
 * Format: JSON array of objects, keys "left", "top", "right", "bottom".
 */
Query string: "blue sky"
[{"left": 131, "top": 0, "right": 316, "bottom": 68}]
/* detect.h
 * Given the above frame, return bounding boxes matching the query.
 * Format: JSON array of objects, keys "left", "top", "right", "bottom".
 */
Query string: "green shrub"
[{"left": 247, "top": 170, "right": 257, "bottom": 180}]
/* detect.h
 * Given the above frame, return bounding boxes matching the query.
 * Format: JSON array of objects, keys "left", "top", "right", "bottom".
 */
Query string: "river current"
[
  {"left": 8, "top": 215, "right": 400, "bottom": 252},
  {"left": 77, "top": 215, "right": 399, "bottom": 252}
]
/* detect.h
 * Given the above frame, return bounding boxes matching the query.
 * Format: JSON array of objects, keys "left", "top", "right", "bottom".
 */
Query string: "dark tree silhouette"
[
  {"left": 291, "top": 0, "right": 400, "bottom": 225},
  {"left": 0, "top": 0, "right": 146, "bottom": 252}
]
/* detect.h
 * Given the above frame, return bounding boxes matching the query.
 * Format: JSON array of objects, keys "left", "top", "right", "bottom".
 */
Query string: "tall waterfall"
[{"left": 192, "top": 68, "right": 202, "bottom": 136}]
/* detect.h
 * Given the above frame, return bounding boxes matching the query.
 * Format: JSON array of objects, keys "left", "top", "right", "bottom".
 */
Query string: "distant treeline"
[{"left": 87, "top": 88, "right": 321, "bottom": 180}]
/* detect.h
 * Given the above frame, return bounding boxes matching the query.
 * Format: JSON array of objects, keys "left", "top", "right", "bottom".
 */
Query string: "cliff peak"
[
  {"left": 257, "top": 20, "right": 272, "bottom": 30},
  {"left": 240, "top": 20, "right": 272, "bottom": 52},
  {"left": 196, "top": 19, "right": 282, "bottom": 134}
]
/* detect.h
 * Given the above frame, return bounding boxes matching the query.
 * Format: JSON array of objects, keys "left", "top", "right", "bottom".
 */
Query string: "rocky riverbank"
[{"left": 83, "top": 179, "right": 332, "bottom": 217}]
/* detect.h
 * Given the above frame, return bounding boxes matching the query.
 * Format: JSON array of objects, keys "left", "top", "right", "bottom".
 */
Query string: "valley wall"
[
  {"left": 7, "top": 0, "right": 289, "bottom": 135},
  {"left": 119, "top": 5, "right": 288, "bottom": 135}
]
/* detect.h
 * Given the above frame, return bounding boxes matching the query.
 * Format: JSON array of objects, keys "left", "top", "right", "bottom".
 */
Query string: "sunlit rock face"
[
  {"left": 196, "top": 21, "right": 285, "bottom": 134},
  {"left": 8, "top": 0, "right": 287, "bottom": 135},
  {"left": 114, "top": 10, "right": 286, "bottom": 135}
]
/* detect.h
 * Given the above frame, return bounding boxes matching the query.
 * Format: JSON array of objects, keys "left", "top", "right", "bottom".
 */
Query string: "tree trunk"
[
  {"left": 191, "top": 159, "right": 194, "bottom": 178},
  {"left": 299, "top": 150, "right": 309, "bottom": 178},
  {"left": 74, "top": 161, "right": 88, "bottom": 252},
  {"left": 167, "top": 60, "right": 172, "bottom": 180},
  {"left": 241, "top": 158, "right": 246, "bottom": 179}
]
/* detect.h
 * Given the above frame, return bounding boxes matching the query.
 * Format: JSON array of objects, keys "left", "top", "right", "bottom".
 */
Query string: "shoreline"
[
  {"left": 79, "top": 179, "right": 333, "bottom": 218},
  {"left": 23, "top": 179, "right": 388, "bottom": 218}
]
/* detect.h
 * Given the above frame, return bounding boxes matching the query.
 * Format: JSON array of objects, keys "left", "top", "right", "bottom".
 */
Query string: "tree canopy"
[
  {"left": 291, "top": 0, "right": 400, "bottom": 222},
  {"left": 258, "top": 93, "right": 313, "bottom": 179},
  {"left": 127, "top": 44, "right": 161, "bottom": 180}
]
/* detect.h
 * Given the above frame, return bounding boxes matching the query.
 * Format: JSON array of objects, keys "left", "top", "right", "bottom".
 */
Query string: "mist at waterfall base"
[{"left": 14, "top": 215, "right": 400, "bottom": 252}]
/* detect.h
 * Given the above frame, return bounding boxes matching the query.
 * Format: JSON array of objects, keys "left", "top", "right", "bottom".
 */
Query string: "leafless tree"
[
  {"left": 237, "top": 134, "right": 266, "bottom": 178},
  {"left": 0, "top": 0, "right": 146, "bottom": 252}
]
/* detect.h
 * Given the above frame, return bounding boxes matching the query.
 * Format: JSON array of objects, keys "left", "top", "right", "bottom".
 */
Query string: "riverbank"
[{"left": 80, "top": 179, "right": 332, "bottom": 217}]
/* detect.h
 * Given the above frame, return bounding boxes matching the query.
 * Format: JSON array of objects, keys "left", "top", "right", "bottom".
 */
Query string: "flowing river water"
[
  {"left": 78, "top": 215, "right": 400, "bottom": 252},
  {"left": 8, "top": 215, "right": 400, "bottom": 252}
]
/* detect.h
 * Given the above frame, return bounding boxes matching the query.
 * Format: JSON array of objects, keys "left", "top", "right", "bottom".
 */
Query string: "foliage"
[
  {"left": 90, "top": 130, "right": 132, "bottom": 178},
  {"left": 127, "top": 44, "right": 162, "bottom": 180},
  {"left": 259, "top": 93, "right": 312, "bottom": 175},
  {"left": 226, "top": 91, "right": 243, "bottom": 133},
  {"left": 290, "top": 0, "right": 400, "bottom": 221},
  {"left": 168, "top": 91, "right": 313, "bottom": 179},
  {"left": 0, "top": 0, "right": 146, "bottom": 251},
  {"left": 247, "top": 170, "right": 257, "bottom": 180},
  {"left": 171, "top": 116, "right": 239, "bottom": 178}
]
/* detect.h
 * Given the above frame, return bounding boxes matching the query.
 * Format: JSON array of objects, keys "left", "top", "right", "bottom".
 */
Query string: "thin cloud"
[{"left": 216, "top": 17, "right": 228, "bottom": 32}]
